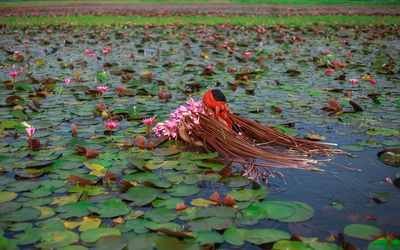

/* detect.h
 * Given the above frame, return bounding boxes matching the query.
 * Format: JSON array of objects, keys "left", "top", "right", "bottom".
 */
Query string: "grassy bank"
[
  {"left": 1, "top": 0, "right": 399, "bottom": 7},
  {"left": 1, "top": 15, "right": 399, "bottom": 27}
]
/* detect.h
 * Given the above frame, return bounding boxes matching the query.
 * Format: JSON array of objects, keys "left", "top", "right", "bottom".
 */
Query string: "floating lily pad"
[
  {"left": 55, "top": 201, "right": 95, "bottom": 219},
  {"left": 144, "top": 208, "right": 177, "bottom": 223},
  {"left": 88, "top": 200, "right": 131, "bottom": 218},
  {"left": 195, "top": 231, "right": 223, "bottom": 245},
  {"left": 223, "top": 227, "right": 246, "bottom": 246},
  {"left": 120, "top": 186, "right": 162, "bottom": 206},
  {"left": 368, "top": 234, "right": 400, "bottom": 250},
  {"left": 0, "top": 191, "right": 17, "bottom": 203},
  {"left": 12, "top": 228, "right": 41, "bottom": 245},
  {"left": 35, "top": 230, "right": 79, "bottom": 249},
  {"left": 3, "top": 207, "right": 41, "bottom": 222},
  {"left": 245, "top": 228, "right": 291, "bottom": 245},
  {"left": 0, "top": 202, "right": 21, "bottom": 213},
  {"left": 378, "top": 148, "right": 400, "bottom": 167},
  {"left": 344, "top": 224, "right": 383, "bottom": 240},
  {"left": 94, "top": 235, "right": 128, "bottom": 250},
  {"left": 167, "top": 185, "right": 200, "bottom": 197},
  {"left": 340, "top": 144, "right": 366, "bottom": 152},
  {"left": 152, "top": 198, "right": 185, "bottom": 209},
  {"left": 80, "top": 227, "right": 121, "bottom": 243},
  {"left": 227, "top": 188, "right": 267, "bottom": 201}
]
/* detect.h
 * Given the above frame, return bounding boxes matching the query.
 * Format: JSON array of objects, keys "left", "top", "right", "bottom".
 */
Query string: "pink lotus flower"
[
  {"left": 102, "top": 49, "right": 109, "bottom": 55},
  {"left": 104, "top": 120, "right": 119, "bottom": 130},
  {"left": 34, "top": 37, "right": 40, "bottom": 41},
  {"left": 14, "top": 51, "right": 20, "bottom": 55},
  {"left": 65, "top": 78, "right": 72, "bottom": 86},
  {"left": 89, "top": 53, "right": 96, "bottom": 57},
  {"left": 26, "top": 127, "right": 35, "bottom": 137},
  {"left": 85, "top": 49, "right": 91, "bottom": 54},
  {"left": 326, "top": 69, "right": 335, "bottom": 74},
  {"left": 244, "top": 52, "right": 252, "bottom": 56},
  {"left": 143, "top": 117, "right": 156, "bottom": 126},
  {"left": 324, "top": 50, "right": 331, "bottom": 54},
  {"left": 370, "top": 79, "right": 376, "bottom": 85},
  {"left": 206, "top": 65, "right": 214, "bottom": 70},
  {"left": 23, "top": 41, "right": 28, "bottom": 44},
  {"left": 347, "top": 52, "right": 353, "bottom": 57},
  {"left": 349, "top": 79, "right": 358, "bottom": 84},
  {"left": 97, "top": 86, "right": 108, "bottom": 93},
  {"left": 9, "top": 72, "right": 19, "bottom": 78}
]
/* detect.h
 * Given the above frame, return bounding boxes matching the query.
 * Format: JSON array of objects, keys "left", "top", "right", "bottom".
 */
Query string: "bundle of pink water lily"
[{"left": 153, "top": 98, "right": 204, "bottom": 140}]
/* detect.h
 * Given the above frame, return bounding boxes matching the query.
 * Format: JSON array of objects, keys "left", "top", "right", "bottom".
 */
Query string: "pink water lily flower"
[
  {"left": 65, "top": 78, "right": 72, "bottom": 86},
  {"left": 97, "top": 86, "right": 108, "bottom": 93},
  {"left": 14, "top": 51, "right": 20, "bottom": 55},
  {"left": 324, "top": 50, "right": 331, "bottom": 54},
  {"left": 143, "top": 117, "right": 156, "bottom": 126},
  {"left": 104, "top": 120, "right": 120, "bottom": 130},
  {"left": 26, "top": 127, "right": 35, "bottom": 137},
  {"left": 370, "top": 79, "right": 376, "bottom": 85},
  {"left": 206, "top": 65, "right": 214, "bottom": 70},
  {"left": 326, "top": 69, "right": 335, "bottom": 74},
  {"left": 349, "top": 79, "right": 358, "bottom": 84},
  {"left": 9, "top": 72, "right": 19, "bottom": 78},
  {"left": 34, "top": 37, "right": 40, "bottom": 41}
]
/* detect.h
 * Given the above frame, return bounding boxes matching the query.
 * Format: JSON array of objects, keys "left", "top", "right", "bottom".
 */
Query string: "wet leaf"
[
  {"left": 343, "top": 224, "right": 383, "bottom": 240},
  {"left": 245, "top": 228, "right": 291, "bottom": 245},
  {"left": 88, "top": 200, "right": 131, "bottom": 218},
  {"left": 378, "top": 148, "right": 400, "bottom": 167}
]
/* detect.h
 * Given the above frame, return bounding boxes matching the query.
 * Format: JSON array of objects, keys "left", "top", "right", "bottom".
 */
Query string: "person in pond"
[{"left": 153, "top": 89, "right": 343, "bottom": 182}]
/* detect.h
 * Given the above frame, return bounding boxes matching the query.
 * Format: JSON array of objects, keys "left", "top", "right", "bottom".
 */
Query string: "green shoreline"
[
  {"left": 2, "top": 15, "right": 400, "bottom": 27},
  {"left": 1, "top": 0, "right": 399, "bottom": 7}
]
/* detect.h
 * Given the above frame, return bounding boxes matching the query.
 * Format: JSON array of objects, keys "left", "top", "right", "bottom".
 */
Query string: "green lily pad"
[
  {"left": 55, "top": 201, "right": 95, "bottom": 219},
  {"left": 144, "top": 208, "right": 177, "bottom": 223},
  {"left": 7, "top": 181, "right": 40, "bottom": 192},
  {"left": 167, "top": 185, "right": 200, "bottom": 197},
  {"left": 88, "top": 200, "right": 131, "bottom": 218},
  {"left": 0, "top": 202, "right": 21, "bottom": 213},
  {"left": 223, "top": 227, "right": 246, "bottom": 246},
  {"left": 340, "top": 144, "right": 366, "bottom": 152},
  {"left": 196, "top": 206, "right": 236, "bottom": 218},
  {"left": 0, "top": 191, "right": 17, "bottom": 203},
  {"left": 35, "top": 206, "right": 55, "bottom": 220},
  {"left": 0, "top": 237, "right": 18, "bottom": 250},
  {"left": 94, "top": 235, "right": 128, "bottom": 250},
  {"left": 195, "top": 231, "right": 223, "bottom": 245},
  {"left": 120, "top": 186, "right": 162, "bottom": 206},
  {"left": 80, "top": 227, "right": 121, "bottom": 243},
  {"left": 35, "top": 230, "right": 79, "bottom": 249},
  {"left": 127, "top": 233, "right": 156, "bottom": 250},
  {"left": 368, "top": 235, "right": 400, "bottom": 250},
  {"left": 219, "top": 176, "right": 250, "bottom": 188},
  {"left": 344, "top": 224, "right": 383, "bottom": 240},
  {"left": 23, "top": 187, "right": 52, "bottom": 198},
  {"left": 12, "top": 228, "right": 41, "bottom": 245},
  {"left": 378, "top": 148, "right": 400, "bottom": 167},
  {"left": 3, "top": 207, "right": 41, "bottom": 222},
  {"left": 227, "top": 188, "right": 267, "bottom": 201},
  {"left": 273, "top": 240, "right": 309, "bottom": 249},
  {"left": 260, "top": 200, "right": 313, "bottom": 222},
  {"left": 152, "top": 198, "right": 185, "bottom": 209},
  {"left": 245, "top": 228, "right": 291, "bottom": 245}
]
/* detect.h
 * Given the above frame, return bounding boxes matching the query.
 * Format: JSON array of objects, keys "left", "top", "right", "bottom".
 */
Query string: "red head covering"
[{"left": 202, "top": 89, "right": 232, "bottom": 128}]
